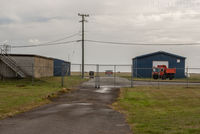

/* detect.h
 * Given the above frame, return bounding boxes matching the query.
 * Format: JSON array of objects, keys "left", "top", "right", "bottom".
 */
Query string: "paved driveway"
[{"left": 0, "top": 78, "right": 132, "bottom": 134}]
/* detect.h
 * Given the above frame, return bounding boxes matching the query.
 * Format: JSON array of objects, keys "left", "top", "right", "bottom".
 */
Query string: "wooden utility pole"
[{"left": 78, "top": 13, "right": 89, "bottom": 79}]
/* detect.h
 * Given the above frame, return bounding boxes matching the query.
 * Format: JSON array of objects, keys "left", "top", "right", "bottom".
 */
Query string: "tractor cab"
[
  {"left": 153, "top": 68, "right": 160, "bottom": 73},
  {"left": 153, "top": 65, "right": 166, "bottom": 74},
  {"left": 152, "top": 66, "right": 163, "bottom": 79}
]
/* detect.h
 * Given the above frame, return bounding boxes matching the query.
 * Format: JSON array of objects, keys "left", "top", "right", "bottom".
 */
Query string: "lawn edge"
[
  {"left": 111, "top": 87, "right": 134, "bottom": 133},
  {"left": 0, "top": 87, "right": 77, "bottom": 120}
]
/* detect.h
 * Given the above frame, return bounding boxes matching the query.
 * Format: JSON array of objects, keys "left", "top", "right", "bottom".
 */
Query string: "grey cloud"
[
  {"left": 0, "top": 0, "right": 200, "bottom": 66},
  {"left": 0, "top": 17, "right": 15, "bottom": 25},
  {"left": 23, "top": 16, "right": 62, "bottom": 23},
  {"left": 175, "top": 0, "right": 200, "bottom": 8}
]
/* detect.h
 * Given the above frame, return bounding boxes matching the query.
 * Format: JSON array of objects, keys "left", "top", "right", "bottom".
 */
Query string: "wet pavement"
[{"left": 0, "top": 78, "right": 132, "bottom": 134}]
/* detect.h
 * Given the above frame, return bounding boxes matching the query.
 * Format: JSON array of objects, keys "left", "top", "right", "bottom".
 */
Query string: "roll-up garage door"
[{"left": 153, "top": 61, "right": 169, "bottom": 68}]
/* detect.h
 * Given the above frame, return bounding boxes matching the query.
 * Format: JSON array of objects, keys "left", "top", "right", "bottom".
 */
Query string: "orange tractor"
[{"left": 152, "top": 65, "right": 176, "bottom": 80}]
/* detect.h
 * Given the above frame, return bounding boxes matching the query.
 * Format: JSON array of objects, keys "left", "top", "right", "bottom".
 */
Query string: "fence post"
[
  {"left": 187, "top": 67, "right": 189, "bottom": 88},
  {"left": 131, "top": 65, "right": 133, "bottom": 88},
  {"left": 61, "top": 63, "right": 64, "bottom": 87},
  {"left": 114, "top": 65, "right": 116, "bottom": 87},
  {"left": 95, "top": 64, "right": 97, "bottom": 88},
  {"left": 157, "top": 72, "right": 160, "bottom": 89},
  {"left": 95, "top": 64, "right": 100, "bottom": 88},
  {"left": 32, "top": 63, "right": 34, "bottom": 85},
  {"left": 80, "top": 64, "right": 82, "bottom": 77}
]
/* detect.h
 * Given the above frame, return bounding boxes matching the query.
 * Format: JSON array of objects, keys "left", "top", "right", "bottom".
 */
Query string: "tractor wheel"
[
  {"left": 169, "top": 74, "right": 174, "bottom": 80},
  {"left": 153, "top": 75, "right": 158, "bottom": 79}
]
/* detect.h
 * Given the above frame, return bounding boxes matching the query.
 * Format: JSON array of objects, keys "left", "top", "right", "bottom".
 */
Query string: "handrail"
[
  {"left": 0, "top": 47, "right": 17, "bottom": 63},
  {"left": 0, "top": 47, "right": 25, "bottom": 77}
]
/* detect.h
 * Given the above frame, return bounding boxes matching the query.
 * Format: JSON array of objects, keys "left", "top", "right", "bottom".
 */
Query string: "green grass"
[
  {"left": 114, "top": 86, "right": 200, "bottom": 134},
  {"left": 0, "top": 76, "right": 86, "bottom": 119}
]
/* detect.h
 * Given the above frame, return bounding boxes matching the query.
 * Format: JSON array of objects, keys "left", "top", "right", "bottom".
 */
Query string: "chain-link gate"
[{"left": 76, "top": 64, "right": 134, "bottom": 88}]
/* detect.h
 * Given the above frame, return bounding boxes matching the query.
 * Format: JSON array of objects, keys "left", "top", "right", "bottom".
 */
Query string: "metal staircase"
[{"left": 0, "top": 47, "right": 26, "bottom": 78}]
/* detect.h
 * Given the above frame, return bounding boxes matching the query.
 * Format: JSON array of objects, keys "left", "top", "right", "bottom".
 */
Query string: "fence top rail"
[
  {"left": 71, "top": 63, "right": 132, "bottom": 66},
  {"left": 71, "top": 64, "right": 200, "bottom": 69}
]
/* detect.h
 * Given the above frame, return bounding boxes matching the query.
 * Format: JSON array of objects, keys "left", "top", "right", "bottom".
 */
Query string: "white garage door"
[{"left": 153, "top": 61, "right": 169, "bottom": 68}]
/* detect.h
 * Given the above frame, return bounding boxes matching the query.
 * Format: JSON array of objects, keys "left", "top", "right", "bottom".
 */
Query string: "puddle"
[
  {"left": 95, "top": 87, "right": 112, "bottom": 93},
  {"left": 57, "top": 104, "right": 74, "bottom": 108},
  {"left": 57, "top": 103, "right": 93, "bottom": 107},
  {"left": 101, "top": 85, "right": 122, "bottom": 88},
  {"left": 75, "top": 103, "right": 93, "bottom": 106}
]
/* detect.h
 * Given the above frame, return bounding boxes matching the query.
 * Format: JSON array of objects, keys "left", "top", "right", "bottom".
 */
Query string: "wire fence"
[
  {"left": 1, "top": 63, "right": 200, "bottom": 88},
  {"left": 71, "top": 64, "right": 200, "bottom": 88}
]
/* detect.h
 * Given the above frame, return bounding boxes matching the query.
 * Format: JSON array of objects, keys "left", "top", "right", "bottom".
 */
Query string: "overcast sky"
[{"left": 0, "top": 0, "right": 200, "bottom": 68}]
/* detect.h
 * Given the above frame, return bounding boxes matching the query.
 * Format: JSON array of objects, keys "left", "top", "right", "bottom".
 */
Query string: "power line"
[
  {"left": 6, "top": 36, "right": 200, "bottom": 49},
  {"left": 12, "top": 40, "right": 78, "bottom": 48},
  {"left": 44, "top": 32, "right": 80, "bottom": 44},
  {"left": 3, "top": 32, "right": 80, "bottom": 48},
  {"left": 8, "top": 38, "right": 200, "bottom": 48},
  {"left": 85, "top": 39, "right": 200, "bottom": 46}
]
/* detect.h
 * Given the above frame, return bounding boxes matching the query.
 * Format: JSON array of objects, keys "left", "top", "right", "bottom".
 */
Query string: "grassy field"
[
  {"left": 114, "top": 86, "right": 200, "bottom": 134},
  {"left": 0, "top": 76, "right": 86, "bottom": 119}
]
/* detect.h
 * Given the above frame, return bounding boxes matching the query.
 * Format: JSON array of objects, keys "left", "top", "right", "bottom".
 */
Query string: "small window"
[{"left": 177, "top": 59, "right": 181, "bottom": 63}]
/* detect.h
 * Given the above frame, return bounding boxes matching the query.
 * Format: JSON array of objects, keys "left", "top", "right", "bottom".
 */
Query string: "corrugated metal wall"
[
  {"left": 34, "top": 57, "right": 54, "bottom": 78},
  {"left": 54, "top": 59, "right": 71, "bottom": 76},
  {"left": 11, "top": 56, "right": 34, "bottom": 76},
  {"left": 0, "top": 55, "right": 54, "bottom": 78},
  {"left": 133, "top": 53, "right": 185, "bottom": 78},
  {"left": 0, "top": 60, "right": 17, "bottom": 78}
]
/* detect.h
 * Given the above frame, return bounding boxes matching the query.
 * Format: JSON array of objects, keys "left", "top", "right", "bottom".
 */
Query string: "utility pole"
[{"left": 78, "top": 13, "right": 89, "bottom": 79}]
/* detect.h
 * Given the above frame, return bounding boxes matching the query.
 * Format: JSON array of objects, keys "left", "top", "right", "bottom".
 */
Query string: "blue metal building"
[
  {"left": 54, "top": 59, "right": 71, "bottom": 76},
  {"left": 132, "top": 51, "right": 186, "bottom": 78}
]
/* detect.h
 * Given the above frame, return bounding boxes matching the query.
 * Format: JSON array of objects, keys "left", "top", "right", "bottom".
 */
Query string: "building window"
[{"left": 177, "top": 59, "right": 181, "bottom": 63}]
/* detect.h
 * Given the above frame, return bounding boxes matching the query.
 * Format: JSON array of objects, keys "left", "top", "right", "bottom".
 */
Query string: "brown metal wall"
[
  {"left": 34, "top": 57, "right": 53, "bottom": 78},
  {"left": 0, "top": 55, "right": 53, "bottom": 78}
]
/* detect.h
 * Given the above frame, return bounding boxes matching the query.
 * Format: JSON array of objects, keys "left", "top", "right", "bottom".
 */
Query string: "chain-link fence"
[
  {"left": 132, "top": 67, "right": 200, "bottom": 88},
  {"left": 71, "top": 64, "right": 200, "bottom": 88},
  {"left": 1, "top": 62, "right": 200, "bottom": 88},
  {"left": 71, "top": 64, "right": 133, "bottom": 88}
]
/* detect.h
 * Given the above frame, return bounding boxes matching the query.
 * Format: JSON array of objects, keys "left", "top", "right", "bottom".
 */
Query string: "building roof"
[
  {"left": 133, "top": 51, "right": 186, "bottom": 60},
  {"left": 53, "top": 58, "right": 71, "bottom": 64},
  {"left": 3, "top": 54, "right": 54, "bottom": 60},
  {"left": 8, "top": 54, "right": 70, "bottom": 63}
]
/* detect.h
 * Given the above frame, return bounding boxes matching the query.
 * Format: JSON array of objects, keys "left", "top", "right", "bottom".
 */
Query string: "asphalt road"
[{"left": 0, "top": 78, "right": 132, "bottom": 134}]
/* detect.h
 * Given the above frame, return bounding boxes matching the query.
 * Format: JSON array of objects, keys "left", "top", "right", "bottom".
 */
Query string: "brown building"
[{"left": 0, "top": 54, "right": 53, "bottom": 78}]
